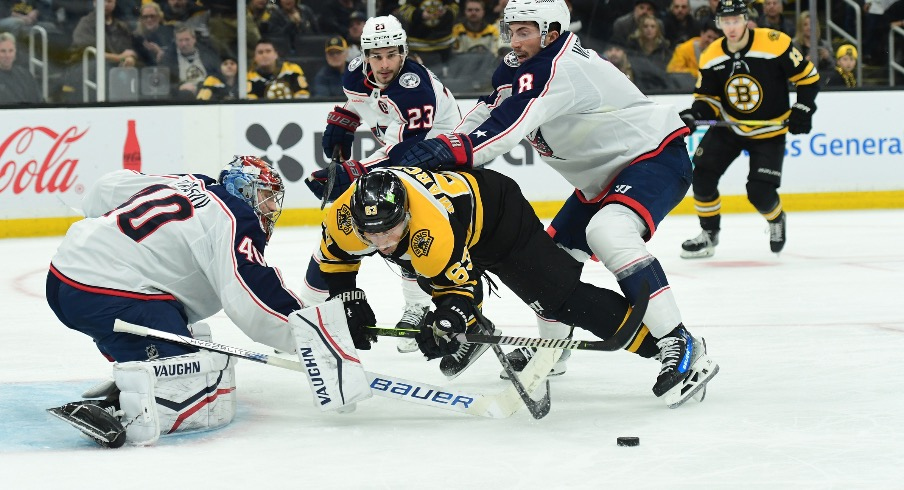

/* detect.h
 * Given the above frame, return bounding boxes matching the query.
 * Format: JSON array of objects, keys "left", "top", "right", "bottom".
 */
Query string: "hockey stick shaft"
[
  {"left": 320, "top": 145, "right": 341, "bottom": 210},
  {"left": 112, "top": 319, "right": 526, "bottom": 419},
  {"left": 696, "top": 119, "right": 786, "bottom": 127}
]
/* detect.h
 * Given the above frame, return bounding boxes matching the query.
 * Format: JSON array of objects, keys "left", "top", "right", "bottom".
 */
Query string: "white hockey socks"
[
  {"left": 289, "top": 299, "right": 372, "bottom": 412},
  {"left": 112, "top": 351, "right": 237, "bottom": 445}
]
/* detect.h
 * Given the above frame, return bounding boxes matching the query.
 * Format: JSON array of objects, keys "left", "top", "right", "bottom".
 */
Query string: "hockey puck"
[{"left": 616, "top": 436, "right": 639, "bottom": 447}]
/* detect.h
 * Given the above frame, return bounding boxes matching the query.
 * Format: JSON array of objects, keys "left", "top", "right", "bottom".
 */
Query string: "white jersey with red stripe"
[
  {"left": 341, "top": 58, "right": 461, "bottom": 168},
  {"left": 50, "top": 170, "right": 303, "bottom": 353},
  {"left": 456, "top": 32, "right": 688, "bottom": 201}
]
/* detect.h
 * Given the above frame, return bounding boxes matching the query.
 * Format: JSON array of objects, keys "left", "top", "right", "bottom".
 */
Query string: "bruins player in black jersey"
[
  {"left": 678, "top": 0, "right": 819, "bottom": 258},
  {"left": 316, "top": 168, "right": 697, "bottom": 400}
]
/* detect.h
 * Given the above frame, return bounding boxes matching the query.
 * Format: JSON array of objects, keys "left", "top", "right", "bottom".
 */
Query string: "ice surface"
[{"left": 2, "top": 210, "right": 902, "bottom": 488}]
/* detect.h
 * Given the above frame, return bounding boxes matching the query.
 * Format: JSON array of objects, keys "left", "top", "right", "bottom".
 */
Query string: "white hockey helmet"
[
  {"left": 501, "top": 0, "right": 571, "bottom": 48},
  {"left": 361, "top": 15, "right": 408, "bottom": 56}
]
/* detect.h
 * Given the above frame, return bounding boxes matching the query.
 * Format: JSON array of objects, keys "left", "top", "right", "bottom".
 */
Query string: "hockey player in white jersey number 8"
[
  {"left": 46, "top": 157, "right": 371, "bottom": 447},
  {"left": 397, "top": 0, "right": 719, "bottom": 408},
  {"left": 303, "top": 15, "right": 464, "bottom": 355}
]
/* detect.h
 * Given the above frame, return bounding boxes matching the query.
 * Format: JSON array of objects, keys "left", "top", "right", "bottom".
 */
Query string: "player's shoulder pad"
[
  {"left": 491, "top": 56, "right": 518, "bottom": 88},
  {"left": 513, "top": 32, "right": 573, "bottom": 87},
  {"left": 207, "top": 185, "right": 268, "bottom": 241},
  {"left": 396, "top": 59, "right": 431, "bottom": 90},
  {"left": 699, "top": 39, "right": 730, "bottom": 69},
  {"left": 749, "top": 28, "right": 792, "bottom": 58},
  {"left": 342, "top": 57, "right": 366, "bottom": 91},
  {"left": 325, "top": 190, "right": 372, "bottom": 253}
]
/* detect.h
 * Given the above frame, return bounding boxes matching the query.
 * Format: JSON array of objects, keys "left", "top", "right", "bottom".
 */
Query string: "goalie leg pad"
[
  {"left": 112, "top": 351, "right": 237, "bottom": 445},
  {"left": 290, "top": 300, "right": 373, "bottom": 412}
]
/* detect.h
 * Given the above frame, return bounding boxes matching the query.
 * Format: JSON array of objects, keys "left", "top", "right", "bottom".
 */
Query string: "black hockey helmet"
[
  {"left": 715, "top": 0, "right": 749, "bottom": 19},
  {"left": 351, "top": 171, "right": 408, "bottom": 235}
]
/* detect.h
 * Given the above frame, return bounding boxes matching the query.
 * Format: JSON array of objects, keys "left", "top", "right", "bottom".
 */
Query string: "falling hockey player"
[
  {"left": 46, "top": 157, "right": 372, "bottom": 447},
  {"left": 395, "top": 0, "right": 719, "bottom": 407}
]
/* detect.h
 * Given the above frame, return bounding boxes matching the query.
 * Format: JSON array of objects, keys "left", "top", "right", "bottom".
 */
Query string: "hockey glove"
[
  {"left": 399, "top": 133, "right": 474, "bottom": 171},
  {"left": 305, "top": 159, "right": 367, "bottom": 201},
  {"left": 328, "top": 288, "right": 377, "bottom": 350},
  {"left": 678, "top": 109, "right": 698, "bottom": 134},
  {"left": 415, "top": 295, "right": 471, "bottom": 360},
  {"left": 788, "top": 102, "right": 816, "bottom": 135},
  {"left": 322, "top": 107, "right": 361, "bottom": 160}
]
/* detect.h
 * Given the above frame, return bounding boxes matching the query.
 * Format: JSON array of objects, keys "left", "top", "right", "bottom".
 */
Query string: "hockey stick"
[
  {"left": 320, "top": 146, "right": 341, "bottom": 210},
  {"left": 112, "top": 319, "right": 549, "bottom": 419},
  {"left": 696, "top": 119, "right": 786, "bottom": 127},
  {"left": 367, "top": 282, "right": 650, "bottom": 353}
]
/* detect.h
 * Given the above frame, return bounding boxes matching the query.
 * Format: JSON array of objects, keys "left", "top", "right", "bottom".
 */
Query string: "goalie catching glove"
[
  {"left": 415, "top": 295, "right": 471, "bottom": 360},
  {"left": 305, "top": 159, "right": 367, "bottom": 201},
  {"left": 329, "top": 288, "right": 377, "bottom": 350},
  {"left": 399, "top": 133, "right": 474, "bottom": 170}
]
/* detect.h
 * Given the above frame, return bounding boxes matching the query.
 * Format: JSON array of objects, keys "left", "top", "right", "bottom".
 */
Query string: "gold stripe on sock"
[{"left": 625, "top": 325, "right": 650, "bottom": 353}]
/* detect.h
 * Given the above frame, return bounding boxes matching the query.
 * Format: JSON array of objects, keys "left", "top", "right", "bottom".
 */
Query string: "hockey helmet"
[
  {"left": 501, "top": 0, "right": 571, "bottom": 48},
  {"left": 350, "top": 171, "right": 409, "bottom": 238},
  {"left": 361, "top": 15, "right": 408, "bottom": 55},
  {"left": 715, "top": 0, "right": 749, "bottom": 20},
  {"left": 219, "top": 156, "right": 285, "bottom": 240}
]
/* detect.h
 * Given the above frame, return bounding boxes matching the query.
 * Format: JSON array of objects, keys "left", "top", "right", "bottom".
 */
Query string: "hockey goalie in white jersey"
[
  {"left": 398, "top": 0, "right": 719, "bottom": 408},
  {"left": 46, "top": 157, "right": 372, "bottom": 447}
]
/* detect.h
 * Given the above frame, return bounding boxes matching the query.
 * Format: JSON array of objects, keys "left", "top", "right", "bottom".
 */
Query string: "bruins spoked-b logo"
[
  {"left": 337, "top": 204, "right": 354, "bottom": 235},
  {"left": 725, "top": 74, "right": 763, "bottom": 113},
  {"left": 411, "top": 229, "right": 434, "bottom": 257}
]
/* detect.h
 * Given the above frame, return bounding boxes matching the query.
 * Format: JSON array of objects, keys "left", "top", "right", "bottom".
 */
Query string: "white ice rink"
[{"left": 2, "top": 210, "right": 902, "bottom": 488}]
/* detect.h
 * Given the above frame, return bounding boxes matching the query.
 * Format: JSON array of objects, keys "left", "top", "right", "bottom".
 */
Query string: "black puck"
[{"left": 616, "top": 436, "right": 639, "bottom": 447}]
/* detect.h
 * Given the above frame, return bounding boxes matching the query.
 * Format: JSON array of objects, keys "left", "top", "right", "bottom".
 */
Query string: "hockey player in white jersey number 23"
[
  {"left": 303, "top": 15, "right": 463, "bottom": 355},
  {"left": 397, "top": 0, "right": 719, "bottom": 408},
  {"left": 46, "top": 157, "right": 372, "bottom": 447}
]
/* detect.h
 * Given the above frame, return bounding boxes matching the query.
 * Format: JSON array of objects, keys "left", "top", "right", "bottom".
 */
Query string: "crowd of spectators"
[{"left": 0, "top": 0, "right": 901, "bottom": 106}]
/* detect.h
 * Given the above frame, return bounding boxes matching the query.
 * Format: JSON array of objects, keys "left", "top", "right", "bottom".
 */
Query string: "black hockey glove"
[
  {"left": 399, "top": 133, "right": 474, "bottom": 171},
  {"left": 304, "top": 159, "right": 367, "bottom": 201},
  {"left": 415, "top": 296, "right": 471, "bottom": 360},
  {"left": 788, "top": 102, "right": 816, "bottom": 135},
  {"left": 328, "top": 289, "right": 377, "bottom": 350},
  {"left": 678, "top": 109, "right": 698, "bottom": 133},
  {"left": 322, "top": 106, "right": 361, "bottom": 160}
]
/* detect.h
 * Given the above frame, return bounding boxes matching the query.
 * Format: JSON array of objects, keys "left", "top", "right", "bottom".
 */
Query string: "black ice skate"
[
  {"left": 396, "top": 304, "right": 430, "bottom": 354},
  {"left": 653, "top": 325, "right": 719, "bottom": 408},
  {"left": 440, "top": 320, "right": 500, "bottom": 379},
  {"left": 769, "top": 212, "right": 786, "bottom": 254},
  {"left": 47, "top": 399, "right": 127, "bottom": 448},
  {"left": 499, "top": 347, "right": 571, "bottom": 379},
  {"left": 681, "top": 229, "right": 719, "bottom": 259}
]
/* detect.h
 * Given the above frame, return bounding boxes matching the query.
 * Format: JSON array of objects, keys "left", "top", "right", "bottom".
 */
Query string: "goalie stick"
[
  {"left": 112, "top": 319, "right": 556, "bottom": 419},
  {"left": 368, "top": 283, "right": 650, "bottom": 353}
]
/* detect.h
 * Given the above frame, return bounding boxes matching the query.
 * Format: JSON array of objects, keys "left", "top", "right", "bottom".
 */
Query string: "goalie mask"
[
  {"left": 219, "top": 156, "right": 285, "bottom": 241},
  {"left": 360, "top": 15, "right": 408, "bottom": 87},
  {"left": 501, "top": 0, "right": 571, "bottom": 49},
  {"left": 350, "top": 171, "right": 410, "bottom": 246}
]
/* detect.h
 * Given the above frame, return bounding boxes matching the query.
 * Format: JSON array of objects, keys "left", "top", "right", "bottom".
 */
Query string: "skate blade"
[
  {"left": 680, "top": 247, "right": 715, "bottom": 259},
  {"left": 664, "top": 357, "right": 719, "bottom": 409}
]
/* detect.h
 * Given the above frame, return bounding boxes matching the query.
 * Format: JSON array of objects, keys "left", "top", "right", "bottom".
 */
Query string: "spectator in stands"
[
  {"left": 247, "top": 38, "right": 309, "bottom": 99},
  {"left": 248, "top": 0, "right": 271, "bottom": 33},
  {"left": 663, "top": 0, "right": 700, "bottom": 45},
  {"left": 134, "top": 2, "right": 173, "bottom": 65},
  {"left": 667, "top": 19, "right": 719, "bottom": 79},
  {"left": 268, "top": 0, "right": 321, "bottom": 57},
  {"left": 452, "top": 0, "right": 500, "bottom": 54},
  {"left": 625, "top": 13, "right": 672, "bottom": 71},
  {"left": 0, "top": 0, "right": 60, "bottom": 39},
  {"left": 757, "top": 0, "right": 793, "bottom": 36},
  {"left": 0, "top": 32, "right": 42, "bottom": 104},
  {"left": 693, "top": 0, "right": 718, "bottom": 23},
  {"left": 197, "top": 54, "right": 239, "bottom": 100},
  {"left": 398, "top": 0, "right": 459, "bottom": 68},
  {"left": 72, "top": 0, "right": 140, "bottom": 68},
  {"left": 312, "top": 35, "right": 347, "bottom": 97},
  {"left": 612, "top": 0, "right": 659, "bottom": 46},
  {"left": 604, "top": 43, "right": 671, "bottom": 92},
  {"left": 198, "top": 0, "right": 261, "bottom": 59},
  {"left": 344, "top": 10, "right": 365, "bottom": 61},
  {"left": 862, "top": 0, "right": 898, "bottom": 65},
  {"left": 793, "top": 11, "right": 833, "bottom": 74},
  {"left": 160, "top": 24, "right": 219, "bottom": 99},
  {"left": 824, "top": 44, "right": 857, "bottom": 88},
  {"left": 319, "top": 0, "right": 365, "bottom": 37},
  {"left": 161, "top": 0, "right": 207, "bottom": 32}
]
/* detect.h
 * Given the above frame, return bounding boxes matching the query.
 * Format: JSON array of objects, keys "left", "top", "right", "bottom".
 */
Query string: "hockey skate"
[
  {"left": 499, "top": 347, "right": 571, "bottom": 379},
  {"left": 440, "top": 319, "right": 500, "bottom": 379},
  {"left": 652, "top": 325, "right": 719, "bottom": 408},
  {"left": 47, "top": 399, "right": 127, "bottom": 448},
  {"left": 769, "top": 212, "right": 786, "bottom": 254},
  {"left": 396, "top": 304, "right": 430, "bottom": 353},
  {"left": 681, "top": 229, "right": 719, "bottom": 259}
]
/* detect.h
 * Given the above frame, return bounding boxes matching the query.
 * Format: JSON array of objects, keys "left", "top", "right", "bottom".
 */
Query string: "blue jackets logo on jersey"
[
  {"left": 411, "top": 229, "right": 434, "bottom": 257},
  {"left": 399, "top": 72, "right": 420, "bottom": 88}
]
